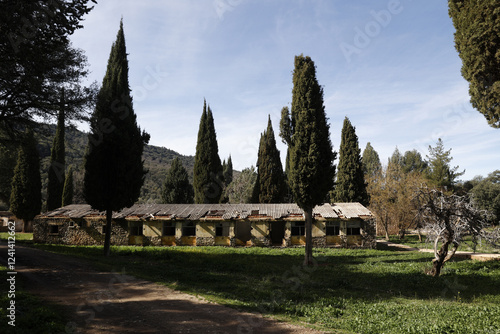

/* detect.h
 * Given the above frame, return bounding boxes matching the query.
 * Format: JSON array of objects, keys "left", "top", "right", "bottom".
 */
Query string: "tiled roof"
[{"left": 39, "top": 203, "right": 373, "bottom": 220}]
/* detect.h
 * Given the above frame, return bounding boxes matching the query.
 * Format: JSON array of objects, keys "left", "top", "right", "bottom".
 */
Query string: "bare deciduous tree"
[{"left": 415, "top": 187, "right": 491, "bottom": 277}]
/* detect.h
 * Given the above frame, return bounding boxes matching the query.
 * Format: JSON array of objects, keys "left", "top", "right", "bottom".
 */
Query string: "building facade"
[{"left": 33, "top": 203, "right": 376, "bottom": 249}]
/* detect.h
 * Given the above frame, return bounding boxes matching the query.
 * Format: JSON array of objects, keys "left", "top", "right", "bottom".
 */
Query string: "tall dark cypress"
[
  {"left": 283, "top": 55, "right": 336, "bottom": 265},
  {"left": 10, "top": 128, "right": 42, "bottom": 226},
  {"left": 83, "top": 20, "right": 149, "bottom": 256},
  {"left": 46, "top": 90, "right": 66, "bottom": 211},
  {"left": 193, "top": 100, "right": 224, "bottom": 203},
  {"left": 62, "top": 165, "right": 74, "bottom": 207},
  {"left": 333, "top": 117, "right": 369, "bottom": 206},
  {"left": 223, "top": 155, "right": 233, "bottom": 186},
  {"left": 254, "top": 116, "right": 286, "bottom": 203},
  {"left": 449, "top": 0, "right": 500, "bottom": 128}
]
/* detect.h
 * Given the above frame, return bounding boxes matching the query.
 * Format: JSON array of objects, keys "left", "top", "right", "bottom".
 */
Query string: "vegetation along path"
[{"left": 0, "top": 242, "right": 323, "bottom": 334}]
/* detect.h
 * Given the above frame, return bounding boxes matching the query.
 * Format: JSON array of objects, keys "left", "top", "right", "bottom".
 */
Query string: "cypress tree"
[
  {"left": 62, "top": 165, "right": 74, "bottom": 207},
  {"left": 279, "top": 106, "right": 293, "bottom": 202},
  {"left": 46, "top": 90, "right": 66, "bottom": 211},
  {"left": 193, "top": 100, "right": 224, "bottom": 203},
  {"left": 333, "top": 117, "right": 369, "bottom": 206},
  {"left": 83, "top": 20, "right": 149, "bottom": 256},
  {"left": 161, "top": 157, "right": 194, "bottom": 204},
  {"left": 449, "top": 0, "right": 500, "bottom": 128},
  {"left": 10, "top": 128, "right": 42, "bottom": 226},
  {"left": 223, "top": 155, "right": 233, "bottom": 186},
  {"left": 254, "top": 116, "right": 286, "bottom": 203},
  {"left": 362, "top": 142, "right": 381, "bottom": 177},
  {"left": 283, "top": 55, "right": 336, "bottom": 265}
]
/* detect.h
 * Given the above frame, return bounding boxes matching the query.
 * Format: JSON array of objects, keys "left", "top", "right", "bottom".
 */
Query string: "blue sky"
[{"left": 70, "top": 0, "right": 499, "bottom": 180}]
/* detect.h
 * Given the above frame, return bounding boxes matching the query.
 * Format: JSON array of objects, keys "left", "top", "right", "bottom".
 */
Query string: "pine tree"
[
  {"left": 254, "top": 116, "right": 286, "bottom": 203},
  {"left": 10, "top": 128, "right": 41, "bottom": 226},
  {"left": 83, "top": 20, "right": 149, "bottom": 256},
  {"left": 282, "top": 55, "right": 336, "bottom": 265},
  {"left": 362, "top": 142, "right": 381, "bottom": 177},
  {"left": 426, "top": 138, "right": 464, "bottom": 190},
  {"left": 193, "top": 100, "right": 224, "bottom": 203},
  {"left": 62, "top": 165, "right": 74, "bottom": 207},
  {"left": 161, "top": 157, "right": 194, "bottom": 204},
  {"left": 333, "top": 117, "right": 369, "bottom": 206},
  {"left": 449, "top": 0, "right": 500, "bottom": 128},
  {"left": 46, "top": 90, "right": 66, "bottom": 211}
]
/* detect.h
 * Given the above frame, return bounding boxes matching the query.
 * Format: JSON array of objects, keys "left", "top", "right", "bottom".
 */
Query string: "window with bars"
[
  {"left": 346, "top": 222, "right": 361, "bottom": 235},
  {"left": 129, "top": 222, "right": 143, "bottom": 236},
  {"left": 291, "top": 221, "right": 305, "bottom": 236},
  {"left": 326, "top": 221, "right": 340, "bottom": 235}
]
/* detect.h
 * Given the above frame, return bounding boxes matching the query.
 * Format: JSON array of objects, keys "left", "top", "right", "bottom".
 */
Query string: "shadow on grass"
[{"left": 28, "top": 243, "right": 500, "bottom": 308}]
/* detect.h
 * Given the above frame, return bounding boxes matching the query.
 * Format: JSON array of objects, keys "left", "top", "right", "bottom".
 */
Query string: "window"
[
  {"left": 130, "top": 222, "right": 143, "bottom": 236},
  {"left": 182, "top": 222, "right": 196, "bottom": 236},
  {"left": 163, "top": 222, "right": 175, "bottom": 236},
  {"left": 326, "top": 221, "right": 340, "bottom": 236},
  {"left": 346, "top": 222, "right": 361, "bottom": 235},
  {"left": 215, "top": 223, "right": 223, "bottom": 237},
  {"left": 101, "top": 225, "right": 107, "bottom": 235},
  {"left": 291, "top": 221, "right": 305, "bottom": 236},
  {"left": 49, "top": 225, "right": 59, "bottom": 234}
]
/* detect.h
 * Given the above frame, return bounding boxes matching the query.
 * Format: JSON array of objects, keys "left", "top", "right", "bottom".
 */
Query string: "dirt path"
[
  {"left": 376, "top": 240, "right": 500, "bottom": 261},
  {"left": 0, "top": 243, "right": 324, "bottom": 334}
]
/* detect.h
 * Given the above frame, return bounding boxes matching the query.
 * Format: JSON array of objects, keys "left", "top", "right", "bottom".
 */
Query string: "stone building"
[{"left": 33, "top": 203, "right": 375, "bottom": 248}]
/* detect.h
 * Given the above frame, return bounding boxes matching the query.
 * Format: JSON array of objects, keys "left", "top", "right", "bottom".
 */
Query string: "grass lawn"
[{"left": 29, "top": 244, "right": 500, "bottom": 334}]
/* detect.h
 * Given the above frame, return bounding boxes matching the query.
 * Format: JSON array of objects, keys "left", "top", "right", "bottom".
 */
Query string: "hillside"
[{"left": 35, "top": 124, "right": 195, "bottom": 207}]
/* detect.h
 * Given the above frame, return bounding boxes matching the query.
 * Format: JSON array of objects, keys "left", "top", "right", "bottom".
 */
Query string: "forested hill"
[{"left": 36, "top": 124, "right": 195, "bottom": 207}]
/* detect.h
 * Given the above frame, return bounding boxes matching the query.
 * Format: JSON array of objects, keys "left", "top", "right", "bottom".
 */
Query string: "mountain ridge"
[{"left": 36, "top": 124, "right": 195, "bottom": 207}]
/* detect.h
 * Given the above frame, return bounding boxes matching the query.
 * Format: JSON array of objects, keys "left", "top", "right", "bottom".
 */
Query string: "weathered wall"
[
  {"left": 33, "top": 216, "right": 376, "bottom": 249},
  {"left": 33, "top": 217, "right": 129, "bottom": 246}
]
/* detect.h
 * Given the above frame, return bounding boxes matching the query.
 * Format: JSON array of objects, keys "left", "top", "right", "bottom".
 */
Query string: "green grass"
[
  {"left": 0, "top": 232, "right": 33, "bottom": 242},
  {"left": 28, "top": 244, "right": 500, "bottom": 334},
  {"left": 0, "top": 265, "right": 68, "bottom": 333}
]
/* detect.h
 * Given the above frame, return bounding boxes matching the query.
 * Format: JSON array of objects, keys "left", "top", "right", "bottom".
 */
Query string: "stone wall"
[
  {"left": 34, "top": 217, "right": 129, "bottom": 246},
  {"left": 196, "top": 237, "right": 215, "bottom": 246},
  {"left": 33, "top": 216, "right": 376, "bottom": 249}
]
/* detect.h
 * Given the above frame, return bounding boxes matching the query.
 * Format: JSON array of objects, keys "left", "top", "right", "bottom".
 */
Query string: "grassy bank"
[{"left": 30, "top": 244, "right": 500, "bottom": 333}]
